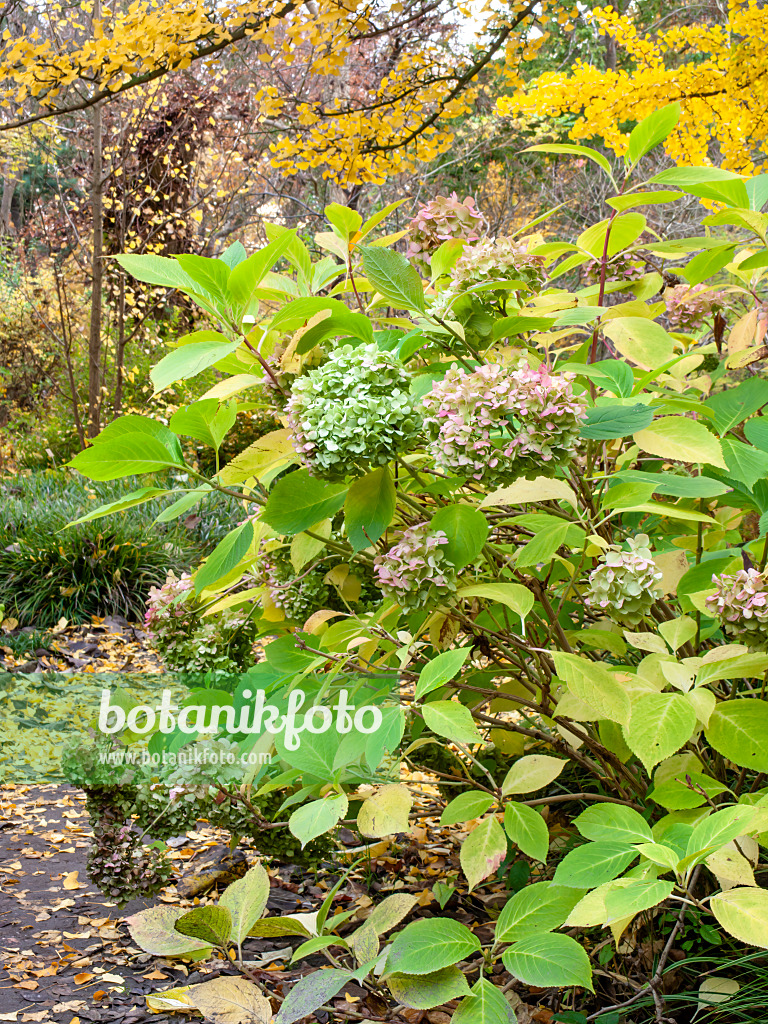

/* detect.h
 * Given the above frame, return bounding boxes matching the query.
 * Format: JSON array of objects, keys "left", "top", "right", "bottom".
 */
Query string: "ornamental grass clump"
[
  {"left": 286, "top": 343, "right": 421, "bottom": 480},
  {"left": 705, "top": 568, "right": 768, "bottom": 647},
  {"left": 586, "top": 534, "right": 663, "bottom": 626},
  {"left": 421, "top": 362, "right": 586, "bottom": 485},
  {"left": 374, "top": 522, "right": 457, "bottom": 612}
]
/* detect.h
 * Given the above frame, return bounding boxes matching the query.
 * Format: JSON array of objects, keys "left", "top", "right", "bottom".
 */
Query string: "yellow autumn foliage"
[{"left": 498, "top": 2, "right": 768, "bottom": 174}]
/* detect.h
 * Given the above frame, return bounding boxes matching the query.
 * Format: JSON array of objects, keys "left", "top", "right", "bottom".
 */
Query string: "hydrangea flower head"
[
  {"left": 586, "top": 534, "right": 663, "bottom": 626},
  {"left": 287, "top": 344, "right": 422, "bottom": 480},
  {"left": 665, "top": 284, "right": 722, "bottom": 331},
  {"left": 420, "top": 362, "right": 586, "bottom": 485},
  {"left": 406, "top": 193, "right": 488, "bottom": 269},
  {"left": 374, "top": 523, "right": 457, "bottom": 612},
  {"left": 705, "top": 568, "right": 768, "bottom": 647}
]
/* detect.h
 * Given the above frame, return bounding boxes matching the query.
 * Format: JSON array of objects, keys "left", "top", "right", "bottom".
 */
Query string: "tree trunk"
[
  {"left": 0, "top": 167, "right": 16, "bottom": 235},
  {"left": 87, "top": 98, "right": 104, "bottom": 437}
]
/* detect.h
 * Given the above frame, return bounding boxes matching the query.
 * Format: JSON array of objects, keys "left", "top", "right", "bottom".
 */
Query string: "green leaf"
[
  {"left": 275, "top": 968, "right": 353, "bottom": 1024},
  {"left": 552, "top": 653, "right": 631, "bottom": 726},
  {"left": 461, "top": 815, "right": 508, "bottom": 890},
  {"left": 430, "top": 504, "right": 489, "bottom": 569},
  {"left": 705, "top": 377, "right": 768, "bottom": 435},
  {"left": 686, "top": 805, "right": 759, "bottom": 859},
  {"left": 126, "top": 906, "right": 212, "bottom": 959},
  {"left": 455, "top": 583, "right": 534, "bottom": 621},
  {"left": 580, "top": 404, "right": 654, "bottom": 440},
  {"left": 452, "top": 977, "right": 517, "bottom": 1024},
  {"left": 360, "top": 245, "right": 425, "bottom": 312},
  {"left": 711, "top": 887, "right": 768, "bottom": 948},
  {"left": 574, "top": 804, "right": 653, "bottom": 844},
  {"left": 227, "top": 231, "right": 297, "bottom": 316},
  {"left": 720, "top": 438, "right": 768, "bottom": 490},
  {"left": 622, "top": 693, "right": 698, "bottom": 772},
  {"left": 422, "top": 701, "right": 483, "bottom": 745},
  {"left": 194, "top": 521, "right": 254, "bottom": 594},
  {"left": 578, "top": 213, "right": 647, "bottom": 259},
  {"left": 218, "top": 864, "right": 270, "bottom": 947},
  {"left": 220, "top": 240, "right": 247, "bottom": 269},
  {"left": 553, "top": 842, "right": 638, "bottom": 888},
  {"left": 682, "top": 245, "right": 738, "bottom": 286},
  {"left": 605, "top": 190, "right": 683, "bottom": 212},
  {"left": 501, "top": 755, "right": 567, "bottom": 796},
  {"left": 602, "top": 878, "right": 674, "bottom": 920},
  {"left": 174, "top": 906, "right": 232, "bottom": 947},
  {"left": 649, "top": 771, "right": 726, "bottom": 810},
  {"left": 170, "top": 399, "right": 237, "bottom": 450},
  {"left": 495, "top": 882, "right": 585, "bottom": 943},
  {"left": 523, "top": 143, "right": 614, "bottom": 180},
  {"left": 357, "top": 784, "right": 412, "bottom": 838},
  {"left": 150, "top": 334, "right": 242, "bottom": 394},
  {"left": 115, "top": 252, "right": 198, "bottom": 291},
  {"left": 387, "top": 967, "right": 470, "bottom": 1010},
  {"left": 602, "top": 317, "right": 677, "bottom": 371},
  {"left": 614, "top": 470, "right": 729, "bottom": 498},
  {"left": 650, "top": 167, "right": 750, "bottom": 208},
  {"left": 627, "top": 103, "right": 681, "bottom": 165},
  {"left": 386, "top": 918, "right": 481, "bottom": 976},
  {"left": 634, "top": 416, "right": 727, "bottom": 470},
  {"left": 175, "top": 254, "right": 229, "bottom": 298},
  {"left": 344, "top": 468, "right": 396, "bottom": 552},
  {"left": 261, "top": 469, "right": 348, "bottom": 535},
  {"left": 67, "top": 487, "right": 170, "bottom": 525},
  {"left": 515, "top": 519, "right": 585, "bottom": 569},
  {"left": 289, "top": 793, "right": 349, "bottom": 847},
  {"left": 502, "top": 933, "right": 593, "bottom": 991},
  {"left": 503, "top": 802, "right": 549, "bottom": 863},
  {"left": 325, "top": 202, "right": 362, "bottom": 239},
  {"left": 67, "top": 434, "right": 183, "bottom": 481},
  {"left": 92, "top": 413, "right": 184, "bottom": 462},
  {"left": 441, "top": 792, "right": 496, "bottom": 826},
  {"left": 415, "top": 647, "right": 472, "bottom": 700},
  {"left": 706, "top": 701, "right": 768, "bottom": 772},
  {"left": 367, "top": 894, "right": 418, "bottom": 936},
  {"left": 248, "top": 917, "right": 312, "bottom": 939}
]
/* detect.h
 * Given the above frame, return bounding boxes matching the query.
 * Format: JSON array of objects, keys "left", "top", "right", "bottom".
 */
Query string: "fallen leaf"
[
  {"left": 62, "top": 871, "right": 82, "bottom": 890},
  {"left": 74, "top": 974, "right": 95, "bottom": 985}
]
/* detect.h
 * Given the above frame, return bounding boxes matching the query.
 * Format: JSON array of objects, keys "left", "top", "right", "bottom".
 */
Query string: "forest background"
[{"left": 1, "top": 0, "right": 761, "bottom": 469}]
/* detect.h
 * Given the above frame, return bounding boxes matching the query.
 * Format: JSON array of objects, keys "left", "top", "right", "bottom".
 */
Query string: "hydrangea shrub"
[{"left": 67, "top": 107, "right": 768, "bottom": 1019}]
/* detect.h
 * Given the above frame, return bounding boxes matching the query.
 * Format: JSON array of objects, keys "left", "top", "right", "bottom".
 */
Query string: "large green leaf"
[
  {"left": 344, "top": 467, "right": 396, "bottom": 552},
  {"left": 227, "top": 231, "right": 297, "bottom": 316},
  {"left": 495, "top": 882, "right": 585, "bottom": 943},
  {"left": 67, "top": 434, "right": 184, "bottom": 481},
  {"left": 503, "top": 802, "right": 549, "bottom": 863},
  {"left": 686, "top": 805, "right": 758, "bottom": 860},
  {"left": 626, "top": 103, "right": 681, "bottom": 165},
  {"left": 289, "top": 793, "right": 348, "bottom": 847},
  {"left": 174, "top": 906, "right": 232, "bottom": 947},
  {"left": 460, "top": 815, "right": 507, "bottom": 890},
  {"left": 67, "top": 487, "right": 171, "bottom": 525},
  {"left": 361, "top": 245, "right": 425, "bottom": 312},
  {"left": 415, "top": 647, "right": 472, "bottom": 700},
  {"left": 552, "top": 842, "right": 638, "bottom": 888},
  {"left": 580, "top": 404, "right": 654, "bottom": 440},
  {"left": 501, "top": 755, "right": 566, "bottom": 796},
  {"left": 430, "top": 504, "right": 489, "bottom": 569},
  {"left": 602, "top": 317, "right": 677, "bottom": 371},
  {"left": 711, "top": 887, "right": 768, "bottom": 948},
  {"left": 150, "top": 333, "right": 242, "bottom": 394},
  {"left": 92, "top": 413, "right": 184, "bottom": 462},
  {"left": 385, "top": 918, "right": 481, "bottom": 976},
  {"left": 126, "top": 906, "right": 212, "bottom": 959},
  {"left": 422, "top": 700, "right": 483, "bottom": 745},
  {"left": 455, "top": 583, "right": 533, "bottom": 621},
  {"left": 194, "top": 521, "right": 254, "bottom": 594},
  {"left": 170, "top": 399, "right": 237, "bottom": 450},
  {"left": 502, "top": 933, "right": 593, "bottom": 991},
  {"left": 720, "top": 438, "right": 768, "bottom": 490},
  {"left": 552, "top": 653, "right": 631, "bottom": 726},
  {"left": 635, "top": 416, "right": 727, "bottom": 470},
  {"left": 706, "top": 700, "right": 768, "bottom": 773},
  {"left": 622, "top": 693, "right": 698, "bottom": 772},
  {"left": 261, "top": 469, "right": 348, "bottom": 535},
  {"left": 115, "top": 253, "right": 199, "bottom": 291},
  {"left": 615, "top": 470, "right": 730, "bottom": 499},
  {"left": 452, "top": 977, "right": 517, "bottom": 1024},
  {"left": 218, "top": 864, "right": 270, "bottom": 947},
  {"left": 603, "top": 878, "right": 674, "bottom": 921},
  {"left": 387, "top": 967, "right": 470, "bottom": 1010},
  {"left": 574, "top": 804, "right": 653, "bottom": 844},
  {"left": 441, "top": 792, "right": 496, "bottom": 826},
  {"left": 276, "top": 967, "right": 355, "bottom": 1024}
]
